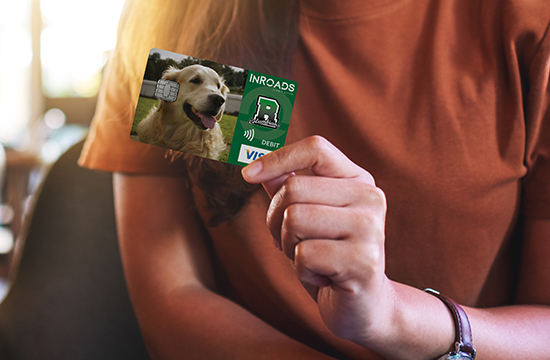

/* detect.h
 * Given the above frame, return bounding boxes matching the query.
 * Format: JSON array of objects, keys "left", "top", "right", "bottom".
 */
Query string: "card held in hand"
[{"left": 131, "top": 48, "right": 298, "bottom": 166}]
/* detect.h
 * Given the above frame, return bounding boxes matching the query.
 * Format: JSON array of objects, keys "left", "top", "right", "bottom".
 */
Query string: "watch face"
[{"left": 441, "top": 354, "right": 475, "bottom": 360}]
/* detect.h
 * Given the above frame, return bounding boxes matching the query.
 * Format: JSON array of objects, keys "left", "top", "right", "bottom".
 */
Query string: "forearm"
[
  {"left": 466, "top": 304, "right": 550, "bottom": 359},
  {"left": 133, "top": 284, "right": 337, "bottom": 360},
  {"left": 357, "top": 280, "right": 550, "bottom": 360},
  {"left": 371, "top": 218, "right": 550, "bottom": 359},
  {"left": 113, "top": 173, "right": 338, "bottom": 359},
  {"left": 347, "top": 220, "right": 550, "bottom": 360}
]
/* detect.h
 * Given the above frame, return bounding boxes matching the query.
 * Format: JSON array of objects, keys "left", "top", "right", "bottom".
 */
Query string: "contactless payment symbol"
[{"left": 244, "top": 128, "right": 255, "bottom": 142}]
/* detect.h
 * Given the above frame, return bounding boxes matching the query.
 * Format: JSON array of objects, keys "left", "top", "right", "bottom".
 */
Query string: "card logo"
[
  {"left": 237, "top": 144, "right": 271, "bottom": 164},
  {"left": 249, "top": 96, "right": 280, "bottom": 129},
  {"left": 248, "top": 73, "right": 296, "bottom": 93}
]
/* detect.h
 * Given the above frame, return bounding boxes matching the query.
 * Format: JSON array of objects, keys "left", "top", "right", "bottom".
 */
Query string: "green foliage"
[
  {"left": 144, "top": 52, "right": 247, "bottom": 94},
  {"left": 131, "top": 97, "right": 159, "bottom": 135},
  {"left": 219, "top": 114, "right": 237, "bottom": 144},
  {"left": 218, "top": 151, "right": 229, "bottom": 162}
]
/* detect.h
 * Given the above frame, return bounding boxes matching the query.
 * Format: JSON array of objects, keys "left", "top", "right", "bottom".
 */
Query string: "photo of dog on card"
[{"left": 131, "top": 49, "right": 247, "bottom": 161}]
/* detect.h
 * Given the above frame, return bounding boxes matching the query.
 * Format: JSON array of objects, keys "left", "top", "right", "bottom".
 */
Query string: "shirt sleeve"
[
  {"left": 523, "top": 17, "right": 550, "bottom": 219},
  {"left": 77, "top": 51, "right": 184, "bottom": 176}
]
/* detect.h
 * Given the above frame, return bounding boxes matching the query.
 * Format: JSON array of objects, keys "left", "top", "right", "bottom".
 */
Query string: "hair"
[{"left": 115, "top": 0, "right": 300, "bottom": 226}]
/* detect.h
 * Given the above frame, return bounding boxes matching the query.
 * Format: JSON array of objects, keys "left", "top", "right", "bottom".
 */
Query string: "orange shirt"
[{"left": 79, "top": 0, "right": 550, "bottom": 358}]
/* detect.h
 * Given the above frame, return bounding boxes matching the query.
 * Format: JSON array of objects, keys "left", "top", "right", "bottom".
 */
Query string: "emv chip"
[{"left": 155, "top": 79, "right": 180, "bottom": 102}]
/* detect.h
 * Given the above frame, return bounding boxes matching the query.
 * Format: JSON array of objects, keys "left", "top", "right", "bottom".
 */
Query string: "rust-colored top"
[{"left": 79, "top": 0, "right": 550, "bottom": 358}]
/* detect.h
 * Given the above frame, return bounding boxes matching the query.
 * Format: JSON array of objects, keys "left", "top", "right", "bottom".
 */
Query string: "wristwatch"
[{"left": 423, "top": 288, "right": 477, "bottom": 360}]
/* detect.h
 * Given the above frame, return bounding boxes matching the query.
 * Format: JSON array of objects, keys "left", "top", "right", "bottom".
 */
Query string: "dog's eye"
[
  {"left": 190, "top": 77, "right": 202, "bottom": 84},
  {"left": 217, "top": 82, "right": 221, "bottom": 89}
]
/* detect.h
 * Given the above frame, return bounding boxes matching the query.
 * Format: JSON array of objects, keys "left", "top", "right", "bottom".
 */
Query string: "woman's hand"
[
  {"left": 242, "top": 135, "right": 550, "bottom": 360},
  {"left": 242, "top": 135, "right": 396, "bottom": 345}
]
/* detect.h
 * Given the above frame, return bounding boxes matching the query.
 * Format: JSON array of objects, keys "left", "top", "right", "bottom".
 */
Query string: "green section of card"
[{"left": 227, "top": 71, "right": 298, "bottom": 166}]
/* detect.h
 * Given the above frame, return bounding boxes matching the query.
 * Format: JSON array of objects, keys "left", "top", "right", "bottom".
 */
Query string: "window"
[
  {"left": 40, "top": 0, "right": 125, "bottom": 97},
  {"left": 0, "top": 0, "right": 125, "bottom": 145},
  {"left": 0, "top": 0, "right": 33, "bottom": 145}
]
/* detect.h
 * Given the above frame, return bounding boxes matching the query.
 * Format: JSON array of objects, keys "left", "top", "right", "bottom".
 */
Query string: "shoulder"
[
  {"left": 466, "top": 0, "right": 550, "bottom": 72},
  {"left": 497, "top": 0, "right": 550, "bottom": 65},
  {"left": 499, "top": 0, "right": 550, "bottom": 38}
]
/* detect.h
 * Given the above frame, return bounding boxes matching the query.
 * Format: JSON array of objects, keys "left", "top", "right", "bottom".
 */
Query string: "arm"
[
  {"left": 242, "top": 136, "right": 550, "bottom": 360},
  {"left": 113, "top": 172, "right": 337, "bottom": 360},
  {"left": 385, "top": 216, "right": 550, "bottom": 360},
  {"left": 464, "top": 217, "right": 550, "bottom": 358},
  {"left": 368, "top": 218, "right": 550, "bottom": 360}
]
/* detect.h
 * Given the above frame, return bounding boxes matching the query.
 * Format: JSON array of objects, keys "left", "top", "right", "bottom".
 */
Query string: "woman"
[{"left": 79, "top": 0, "right": 550, "bottom": 358}]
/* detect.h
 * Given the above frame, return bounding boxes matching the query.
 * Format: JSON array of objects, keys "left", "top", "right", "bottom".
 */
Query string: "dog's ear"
[
  {"left": 215, "top": 80, "right": 229, "bottom": 121},
  {"left": 162, "top": 66, "right": 180, "bottom": 82},
  {"left": 219, "top": 75, "right": 229, "bottom": 97},
  {"left": 220, "top": 82, "right": 229, "bottom": 97}
]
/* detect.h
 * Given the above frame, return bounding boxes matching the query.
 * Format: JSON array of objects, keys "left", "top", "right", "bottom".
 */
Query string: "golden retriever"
[{"left": 137, "top": 64, "right": 229, "bottom": 160}]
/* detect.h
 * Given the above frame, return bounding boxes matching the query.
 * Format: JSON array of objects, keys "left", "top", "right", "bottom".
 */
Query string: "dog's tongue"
[{"left": 198, "top": 112, "right": 216, "bottom": 129}]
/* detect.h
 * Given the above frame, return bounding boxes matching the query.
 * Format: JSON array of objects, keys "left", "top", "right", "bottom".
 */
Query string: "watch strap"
[{"left": 423, "top": 288, "right": 476, "bottom": 359}]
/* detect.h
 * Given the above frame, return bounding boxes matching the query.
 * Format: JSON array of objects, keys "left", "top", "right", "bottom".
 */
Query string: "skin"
[
  {"left": 114, "top": 172, "right": 339, "bottom": 360},
  {"left": 241, "top": 135, "right": 550, "bottom": 359},
  {"left": 114, "top": 135, "right": 550, "bottom": 359}
]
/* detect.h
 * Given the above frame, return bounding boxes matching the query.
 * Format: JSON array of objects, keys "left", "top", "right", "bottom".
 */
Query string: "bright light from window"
[
  {"left": 0, "top": 0, "right": 32, "bottom": 145},
  {"left": 0, "top": 227, "right": 14, "bottom": 254},
  {"left": 40, "top": 0, "right": 125, "bottom": 98},
  {"left": 43, "top": 108, "right": 66, "bottom": 129},
  {"left": 0, "top": 0, "right": 29, "bottom": 27}
]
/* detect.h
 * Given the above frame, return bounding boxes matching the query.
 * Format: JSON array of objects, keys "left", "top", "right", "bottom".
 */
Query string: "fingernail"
[{"left": 242, "top": 160, "right": 262, "bottom": 179}]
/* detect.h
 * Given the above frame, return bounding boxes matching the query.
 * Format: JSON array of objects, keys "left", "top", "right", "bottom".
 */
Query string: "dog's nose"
[{"left": 209, "top": 94, "right": 225, "bottom": 107}]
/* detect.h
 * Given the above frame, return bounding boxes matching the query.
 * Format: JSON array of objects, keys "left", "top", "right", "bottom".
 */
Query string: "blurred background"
[{"left": 0, "top": 0, "right": 126, "bottom": 299}]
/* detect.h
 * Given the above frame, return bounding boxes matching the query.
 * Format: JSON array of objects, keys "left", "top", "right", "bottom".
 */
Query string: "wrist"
[
  {"left": 347, "top": 277, "right": 401, "bottom": 351},
  {"left": 352, "top": 281, "right": 457, "bottom": 360},
  {"left": 423, "top": 288, "right": 476, "bottom": 360}
]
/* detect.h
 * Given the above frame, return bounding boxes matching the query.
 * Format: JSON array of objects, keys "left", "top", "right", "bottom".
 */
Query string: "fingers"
[
  {"left": 242, "top": 136, "right": 373, "bottom": 186},
  {"left": 294, "top": 240, "right": 347, "bottom": 288},
  {"left": 239, "top": 135, "right": 387, "bottom": 295},
  {"left": 279, "top": 203, "right": 385, "bottom": 260},
  {"left": 280, "top": 204, "right": 349, "bottom": 260},
  {"left": 267, "top": 175, "right": 386, "bottom": 245},
  {"left": 294, "top": 239, "right": 383, "bottom": 291},
  {"left": 270, "top": 175, "right": 386, "bottom": 290},
  {"left": 262, "top": 172, "right": 294, "bottom": 199},
  {"left": 271, "top": 175, "right": 384, "bottom": 210}
]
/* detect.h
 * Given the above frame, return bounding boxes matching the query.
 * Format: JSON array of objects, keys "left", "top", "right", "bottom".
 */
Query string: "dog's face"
[{"left": 162, "top": 64, "right": 229, "bottom": 130}]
